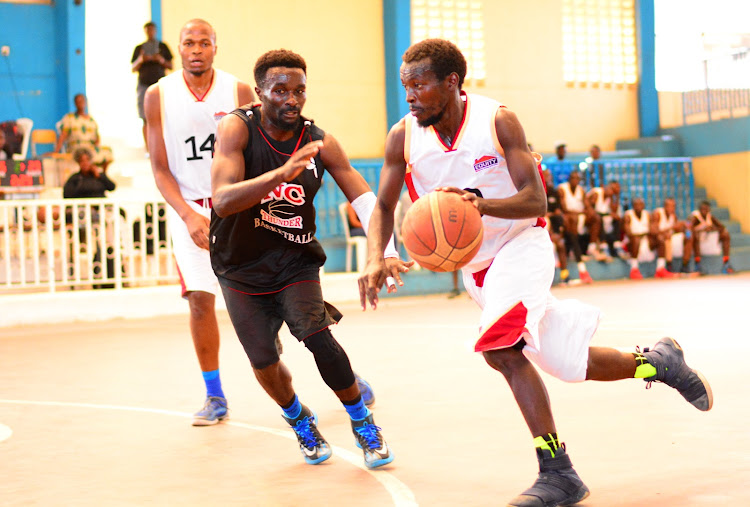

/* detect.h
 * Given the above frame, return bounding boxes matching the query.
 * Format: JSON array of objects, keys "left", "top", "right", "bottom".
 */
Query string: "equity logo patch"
[
  {"left": 473, "top": 155, "right": 498, "bottom": 172},
  {"left": 214, "top": 111, "right": 229, "bottom": 121}
]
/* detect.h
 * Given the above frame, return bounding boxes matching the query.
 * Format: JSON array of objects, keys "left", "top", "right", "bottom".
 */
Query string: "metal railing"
[
  {"left": 542, "top": 157, "right": 695, "bottom": 219},
  {"left": 682, "top": 88, "right": 750, "bottom": 123},
  {"left": 1, "top": 198, "right": 175, "bottom": 292},
  {"left": 1, "top": 157, "right": 696, "bottom": 293}
]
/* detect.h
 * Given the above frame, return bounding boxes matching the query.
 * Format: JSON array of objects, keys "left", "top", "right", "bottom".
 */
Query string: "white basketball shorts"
[
  {"left": 167, "top": 201, "right": 219, "bottom": 298},
  {"left": 462, "top": 226, "right": 601, "bottom": 382}
]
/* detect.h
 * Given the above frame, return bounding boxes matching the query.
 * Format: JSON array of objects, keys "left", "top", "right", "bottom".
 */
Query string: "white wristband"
[{"left": 350, "top": 191, "right": 399, "bottom": 259}]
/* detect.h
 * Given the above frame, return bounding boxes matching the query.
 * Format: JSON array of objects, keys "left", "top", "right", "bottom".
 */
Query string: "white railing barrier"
[{"left": 0, "top": 198, "right": 177, "bottom": 293}]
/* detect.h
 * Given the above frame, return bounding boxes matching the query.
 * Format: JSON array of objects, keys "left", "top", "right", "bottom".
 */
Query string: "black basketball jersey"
[{"left": 210, "top": 105, "right": 327, "bottom": 293}]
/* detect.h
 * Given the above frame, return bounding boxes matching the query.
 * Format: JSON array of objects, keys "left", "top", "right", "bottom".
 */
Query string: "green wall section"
[{"left": 661, "top": 117, "right": 750, "bottom": 158}]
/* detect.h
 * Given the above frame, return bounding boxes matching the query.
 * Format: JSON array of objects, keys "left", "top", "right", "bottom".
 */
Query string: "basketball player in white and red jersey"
[
  {"left": 691, "top": 200, "right": 734, "bottom": 274},
  {"left": 359, "top": 39, "right": 713, "bottom": 507},
  {"left": 623, "top": 198, "right": 666, "bottom": 279},
  {"left": 653, "top": 197, "right": 694, "bottom": 274},
  {"left": 144, "top": 19, "right": 254, "bottom": 426}
]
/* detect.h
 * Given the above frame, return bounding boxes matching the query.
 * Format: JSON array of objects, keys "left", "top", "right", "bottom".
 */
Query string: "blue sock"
[
  {"left": 202, "top": 369, "right": 225, "bottom": 399},
  {"left": 282, "top": 394, "right": 302, "bottom": 419},
  {"left": 343, "top": 398, "right": 370, "bottom": 421}
]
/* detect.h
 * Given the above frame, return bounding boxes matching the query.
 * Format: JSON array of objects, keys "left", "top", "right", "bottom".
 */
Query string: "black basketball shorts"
[{"left": 220, "top": 279, "right": 343, "bottom": 369}]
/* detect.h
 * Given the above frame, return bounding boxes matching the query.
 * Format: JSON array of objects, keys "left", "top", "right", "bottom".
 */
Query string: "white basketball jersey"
[
  {"left": 159, "top": 69, "right": 239, "bottom": 200},
  {"left": 588, "top": 187, "right": 611, "bottom": 215},
  {"left": 691, "top": 210, "right": 714, "bottom": 230},
  {"left": 654, "top": 207, "right": 675, "bottom": 232},
  {"left": 403, "top": 92, "right": 537, "bottom": 273},
  {"left": 558, "top": 182, "right": 585, "bottom": 213},
  {"left": 625, "top": 209, "right": 650, "bottom": 235}
]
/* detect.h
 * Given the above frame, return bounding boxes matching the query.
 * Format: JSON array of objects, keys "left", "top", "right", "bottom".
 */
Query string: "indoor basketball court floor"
[{"left": 2, "top": 274, "right": 749, "bottom": 506}]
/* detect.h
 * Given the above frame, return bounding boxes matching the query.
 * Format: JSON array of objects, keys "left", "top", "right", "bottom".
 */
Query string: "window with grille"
[
  {"left": 411, "top": 0, "right": 486, "bottom": 85},
  {"left": 562, "top": 0, "right": 638, "bottom": 86}
]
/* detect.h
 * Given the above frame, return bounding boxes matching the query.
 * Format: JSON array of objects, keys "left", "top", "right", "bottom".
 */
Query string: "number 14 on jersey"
[{"left": 185, "top": 134, "right": 215, "bottom": 161}]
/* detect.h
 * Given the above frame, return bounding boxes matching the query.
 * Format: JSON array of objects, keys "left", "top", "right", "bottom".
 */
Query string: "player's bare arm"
[
  {"left": 321, "top": 132, "right": 412, "bottom": 297},
  {"left": 318, "top": 133, "right": 371, "bottom": 201},
  {"left": 145, "top": 84, "right": 211, "bottom": 250},
  {"left": 211, "top": 114, "right": 322, "bottom": 218},
  {"left": 444, "top": 108, "right": 545, "bottom": 219},
  {"left": 358, "top": 120, "right": 409, "bottom": 311}
]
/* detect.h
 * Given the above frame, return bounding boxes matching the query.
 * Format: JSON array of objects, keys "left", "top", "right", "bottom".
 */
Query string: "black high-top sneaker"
[
  {"left": 507, "top": 444, "right": 589, "bottom": 507},
  {"left": 641, "top": 337, "right": 713, "bottom": 411}
]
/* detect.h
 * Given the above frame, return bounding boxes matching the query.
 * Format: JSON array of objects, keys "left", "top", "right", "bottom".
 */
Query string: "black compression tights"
[{"left": 303, "top": 328, "right": 356, "bottom": 391}]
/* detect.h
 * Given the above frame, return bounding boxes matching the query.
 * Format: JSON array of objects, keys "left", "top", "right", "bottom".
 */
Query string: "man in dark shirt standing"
[{"left": 131, "top": 21, "right": 173, "bottom": 154}]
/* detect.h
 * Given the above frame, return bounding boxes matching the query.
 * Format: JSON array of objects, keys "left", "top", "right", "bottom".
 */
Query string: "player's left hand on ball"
[{"left": 384, "top": 257, "right": 414, "bottom": 293}]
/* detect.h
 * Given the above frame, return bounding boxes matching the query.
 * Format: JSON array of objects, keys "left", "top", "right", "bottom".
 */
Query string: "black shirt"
[
  {"left": 131, "top": 41, "right": 173, "bottom": 86},
  {"left": 63, "top": 171, "right": 116, "bottom": 199},
  {"left": 546, "top": 184, "right": 561, "bottom": 214},
  {"left": 210, "top": 105, "right": 328, "bottom": 293}
]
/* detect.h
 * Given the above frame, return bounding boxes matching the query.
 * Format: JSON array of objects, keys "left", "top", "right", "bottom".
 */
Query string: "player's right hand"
[
  {"left": 185, "top": 209, "right": 210, "bottom": 250},
  {"left": 358, "top": 259, "right": 389, "bottom": 311},
  {"left": 280, "top": 140, "right": 324, "bottom": 182}
]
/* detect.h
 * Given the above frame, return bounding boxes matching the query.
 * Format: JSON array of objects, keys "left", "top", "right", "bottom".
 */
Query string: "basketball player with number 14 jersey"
[{"left": 145, "top": 19, "right": 254, "bottom": 426}]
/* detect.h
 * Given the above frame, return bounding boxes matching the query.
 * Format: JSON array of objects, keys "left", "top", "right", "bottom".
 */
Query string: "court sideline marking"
[{"left": 0, "top": 399, "right": 418, "bottom": 507}]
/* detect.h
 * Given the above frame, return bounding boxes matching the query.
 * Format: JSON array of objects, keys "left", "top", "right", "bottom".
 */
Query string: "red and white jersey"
[
  {"left": 654, "top": 207, "right": 676, "bottom": 232},
  {"left": 587, "top": 187, "right": 611, "bottom": 215},
  {"left": 625, "top": 209, "right": 650, "bottom": 235},
  {"left": 402, "top": 92, "right": 537, "bottom": 273},
  {"left": 159, "top": 68, "right": 240, "bottom": 200},
  {"left": 558, "top": 182, "right": 586, "bottom": 213}
]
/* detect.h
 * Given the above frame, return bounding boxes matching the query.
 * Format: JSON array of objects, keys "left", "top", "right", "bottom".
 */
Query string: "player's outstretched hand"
[
  {"left": 280, "top": 140, "right": 324, "bottom": 182},
  {"left": 358, "top": 260, "right": 387, "bottom": 311},
  {"left": 185, "top": 209, "right": 211, "bottom": 250}
]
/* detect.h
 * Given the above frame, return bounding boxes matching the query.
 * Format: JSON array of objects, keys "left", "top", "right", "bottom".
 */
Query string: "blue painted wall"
[
  {"left": 661, "top": 117, "right": 750, "bottom": 158},
  {"left": 383, "top": 0, "right": 411, "bottom": 130},
  {"left": 0, "top": 1, "right": 85, "bottom": 130}
]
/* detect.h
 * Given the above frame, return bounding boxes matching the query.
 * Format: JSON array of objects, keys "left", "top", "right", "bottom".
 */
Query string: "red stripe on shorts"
[{"left": 474, "top": 301, "right": 529, "bottom": 352}]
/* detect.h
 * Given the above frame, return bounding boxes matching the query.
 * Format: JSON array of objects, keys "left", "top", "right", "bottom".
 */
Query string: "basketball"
[{"left": 401, "top": 191, "right": 484, "bottom": 272}]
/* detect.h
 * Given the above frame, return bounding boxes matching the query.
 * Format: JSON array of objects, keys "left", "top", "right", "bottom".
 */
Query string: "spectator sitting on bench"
[
  {"left": 691, "top": 200, "right": 734, "bottom": 274},
  {"left": 0, "top": 129, "right": 12, "bottom": 160},
  {"left": 652, "top": 197, "right": 694, "bottom": 275},
  {"left": 623, "top": 197, "right": 674, "bottom": 280},
  {"left": 558, "top": 170, "right": 609, "bottom": 269},
  {"left": 586, "top": 180, "right": 624, "bottom": 258}
]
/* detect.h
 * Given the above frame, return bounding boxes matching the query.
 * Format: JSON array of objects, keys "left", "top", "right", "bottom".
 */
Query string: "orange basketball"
[{"left": 401, "top": 191, "right": 484, "bottom": 272}]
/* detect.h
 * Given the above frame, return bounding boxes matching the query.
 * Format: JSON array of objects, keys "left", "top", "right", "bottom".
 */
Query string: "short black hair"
[
  {"left": 254, "top": 49, "right": 306, "bottom": 88},
  {"left": 402, "top": 38, "right": 467, "bottom": 89},
  {"left": 144, "top": 21, "right": 156, "bottom": 29},
  {"left": 73, "top": 147, "right": 92, "bottom": 163},
  {"left": 701, "top": 200, "right": 711, "bottom": 207}
]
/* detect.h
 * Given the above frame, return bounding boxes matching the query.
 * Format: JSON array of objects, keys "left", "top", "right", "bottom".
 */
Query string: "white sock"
[
  {"left": 629, "top": 259, "right": 639, "bottom": 269},
  {"left": 656, "top": 258, "right": 666, "bottom": 269},
  {"left": 577, "top": 261, "right": 587, "bottom": 273}
]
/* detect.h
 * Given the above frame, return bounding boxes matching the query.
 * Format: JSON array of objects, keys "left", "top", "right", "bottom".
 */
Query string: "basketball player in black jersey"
[{"left": 210, "top": 49, "right": 410, "bottom": 468}]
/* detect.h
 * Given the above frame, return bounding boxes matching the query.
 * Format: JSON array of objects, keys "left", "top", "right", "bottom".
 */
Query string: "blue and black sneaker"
[
  {"left": 351, "top": 412, "right": 394, "bottom": 469},
  {"left": 192, "top": 396, "right": 229, "bottom": 426},
  {"left": 722, "top": 261, "right": 735, "bottom": 274},
  {"left": 283, "top": 405, "right": 332, "bottom": 465},
  {"left": 355, "top": 372, "right": 375, "bottom": 407}
]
